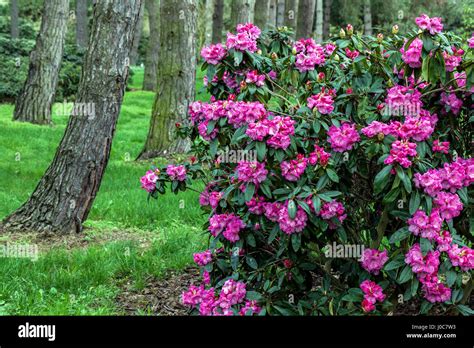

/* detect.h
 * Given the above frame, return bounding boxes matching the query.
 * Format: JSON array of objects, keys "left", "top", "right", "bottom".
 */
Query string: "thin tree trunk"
[
  {"left": 204, "top": 0, "right": 214, "bottom": 45},
  {"left": 363, "top": 0, "right": 372, "bottom": 36},
  {"left": 212, "top": 0, "right": 224, "bottom": 43},
  {"left": 76, "top": 0, "right": 88, "bottom": 49},
  {"left": 296, "top": 0, "right": 315, "bottom": 38},
  {"left": 323, "top": 0, "right": 331, "bottom": 39},
  {"left": 315, "top": 0, "right": 323, "bottom": 42},
  {"left": 230, "top": 0, "right": 255, "bottom": 29},
  {"left": 276, "top": 0, "right": 285, "bottom": 27},
  {"left": 10, "top": 0, "right": 19, "bottom": 39},
  {"left": 268, "top": 0, "right": 277, "bottom": 27},
  {"left": 138, "top": 0, "right": 197, "bottom": 160},
  {"left": 283, "top": 0, "right": 297, "bottom": 32},
  {"left": 2, "top": 0, "right": 143, "bottom": 235},
  {"left": 130, "top": 2, "right": 145, "bottom": 66},
  {"left": 254, "top": 0, "right": 270, "bottom": 29},
  {"left": 13, "top": 0, "right": 69, "bottom": 125},
  {"left": 143, "top": 0, "right": 160, "bottom": 91}
]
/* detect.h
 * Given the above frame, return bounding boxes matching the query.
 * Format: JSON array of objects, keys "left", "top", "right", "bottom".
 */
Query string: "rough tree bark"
[
  {"left": 2, "top": 0, "right": 143, "bottom": 234},
  {"left": 137, "top": 0, "right": 197, "bottom": 160},
  {"left": 315, "top": 0, "right": 323, "bottom": 42},
  {"left": 10, "top": 0, "right": 19, "bottom": 39},
  {"left": 296, "top": 0, "right": 315, "bottom": 38},
  {"left": 230, "top": 0, "right": 255, "bottom": 28},
  {"left": 143, "top": 0, "right": 160, "bottom": 91},
  {"left": 323, "top": 0, "right": 331, "bottom": 40},
  {"left": 13, "top": 0, "right": 69, "bottom": 125},
  {"left": 204, "top": 0, "right": 214, "bottom": 45},
  {"left": 363, "top": 0, "right": 372, "bottom": 36},
  {"left": 212, "top": 0, "right": 224, "bottom": 43},
  {"left": 254, "top": 0, "right": 270, "bottom": 29},
  {"left": 76, "top": 0, "right": 88, "bottom": 49},
  {"left": 130, "top": 2, "right": 145, "bottom": 65},
  {"left": 276, "top": 0, "right": 285, "bottom": 27},
  {"left": 283, "top": 0, "right": 297, "bottom": 32}
]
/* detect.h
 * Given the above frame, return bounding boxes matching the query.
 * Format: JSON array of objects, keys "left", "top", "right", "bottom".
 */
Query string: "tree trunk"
[
  {"left": 323, "top": 0, "right": 331, "bottom": 39},
  {"left": 230, "top": 0, "right": 255, "bottom": 29},
  {"left": 204, "top": 0, "right": 214, "bottom": 45},
  {"left": 13, "top": 0, "right": 69, "bottom": 125},
  {"left": 143, "top": 0, "right": 160, "bottom": 91},
  {"left": 138, "top": 0, "right": 197, "bottom": 160},
  {"left": 283, "top": 0, "right": 297, "bottom": 32},
  {"left": 363, "top": 0, "right": 372, "bottom": 36},
  {"left": 212, "top": 0, "right": 224, "bottom": 43},
  {"left": 10, "top": 0, "right": 19, "bottom": 39},
  {"left": 130, "top": 2, "right": 145, "bottom": 65},
  {"left": 268, "top": 0, "right": 277, "bottom": 27},
  {"left": 254, "top": 0, "right": 270, "bottom": 29},
  {"left": 276, "top": 0, "right": 285, "bottom": 27},
  {"left": 1, "top": 0, "right": 143, "bottom": 235},
  {"left": 315, "top": 0, "right": 323, "bottom": 42},
  {"left": 76, "top": 0, "right": 88, "bottom": 49},
  {"left": 296, "top": 0, "right": 315, "bottom": 38}
]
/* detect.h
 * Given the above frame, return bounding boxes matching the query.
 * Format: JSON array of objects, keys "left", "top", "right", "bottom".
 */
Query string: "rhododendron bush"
[{"left": 142, "top": 18, "right": 474, "bottom": 315}]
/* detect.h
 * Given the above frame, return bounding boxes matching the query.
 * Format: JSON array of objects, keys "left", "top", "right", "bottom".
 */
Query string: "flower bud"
[
  {"left": 271, "top": 52, "right": 278, "bottom": 60},
  {"left": 377, "top": 33, "right": 384, "bottom": 43},
  {"left": 257, "top": 49, "right": 262, "bottom": 55},
  {"left": 339, "top": 28, "right": 346, "bottom": 38},
  {"left": 334, "top": 54, "right": 340, "bottom": 62},
  {"left": 346, "top": 24, "right": 353, "bottom": 35},
  {"left": 292, "top": 47, "right": 297, "bottom": 55},
  {"left": 392, "top": 25, "right": 399, "bottom": 35},
  {"left": 317, "top": 72, "right": 325, "bottom": 82}
]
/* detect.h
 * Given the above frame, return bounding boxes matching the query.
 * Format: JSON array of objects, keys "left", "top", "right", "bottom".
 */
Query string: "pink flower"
[
  {"left": 361, "top": 121, "right": 391, "bottom": 138},
  {"left": 166, "top": 165, "right": 187, "bottom": 181},
  {"left": 400, "top": 38, "right": 423, "bottom": 68},
  {"left": 245, "top": 70, "right": 265, "bottom": 87},
  {"left": 360, "top": 280, "right": 386, "bottom": 308},
  {"left": 226, "top": 23, "right": 261, "bottom": 52},
  {"left": 443, "top": 47, "right": 463, "bottom": 72},
  {"left": 201, "top": 43, "right": 226, "bottom": 65},
  {"left": 362, "top": 298, "right": 375, "bottom": 312},
  {"left": 209, "top": 213, "right": 246, "bottom": 243},
  {"left": 307, "top": 90, "right": 335, "bottom": 114},
  {"left": 384, "top": 140, "right": 417, "bottom": 168},
  {"left": 434, "top": 192, "right": 463, "bottom": 220},
  {"left": 434, "top": 230, "right": 452, "bottom": 252},
  {"left": 324, "top": 43, "right": 336, "bottom": 56},
  {"left": 345, "top": 48, "right": 360, "bottom": 60},
  {"left": 361, "top": 249, "right": 389, "bottom": 275},
  {"left": 327, "top": 123, "right": 360, "bottom": 152},
  {"left": 319, "top": 200, "right": 346, "bottom": 226},
  {"left": 447, "top": 244, "right": 474, "bottom": 271},
  {"left": 415, "top": 14, "right": 443, "bottom": 35},
  {"left": 265, "top": 116, "right": 295, "bottom": 150},
  {"left": 281, "top": 154, "right": 307, "bottom": 182},
  {"left": 193, "top": 250, "right": 213, "bottom": 266},
  {"left": 408, "top": 209, "right": 442, "bottom": 240},
  {"left": 422, "top": 280, "right": 451, "bottom": 303},
  {"left": 239, "top": 300, "right": 261, "bottom": 315},
  {"left": 218, "top": 279, "right": 247, "bottom": 307},
  {"left": 441, "top": 92, "right": 462, "bottom": 115},
  {"left": 308, "top": 145, "right": 331, "bottom": 166},
  {"left": 432, "top": 140, "right": 450, "bottom": 154},
  {"left": 263, "top": 202, "right": 283, "bottom": 222},
  {"left": 246, "top": 195, "right": 266, "bottom": 215},
  {"left": 237, "top": 161, "right": 268, "bottom": 185},
  {"left": 140, "top": 170, "right": 158, "bottom": 193},
  {"left": 278, "top": 202, "right": 308, "bottom": 235},
  {"left": 293, "top": 38, "right": 325, "bottom": 72},
  {"left": 405, "top": 244, "right": 440, "bottom": 278},
  {"left": 469, "top": 34, "right": 474, "bottom": 49}
]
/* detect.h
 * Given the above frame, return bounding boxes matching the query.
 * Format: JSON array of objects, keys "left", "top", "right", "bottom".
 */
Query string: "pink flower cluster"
[
  {"left": 166, "top": 165, "right": 187, "bottom": 182},
  {"left": 345, "top": 48, "right": 360, "bottom": 60},
  {"left": 443, "top": 47, "right": 463, "bottom": 72},
  {"left": 278, "top": 202, "right": 308, "bottom": 235},
  {"left": 293, "top": 38, "right": 325, "bottom": 72},
  {"left": 408, "top": 209, "right": 443, "bottom": 240},
  {"left": 193, "top": 250, "right": 212, "bottom": 266},
  {"left": 245, "top": 70, "right": 265, "bottom": 87},
  {"left": 327, "top": 122, "right": 360, "bottom": 152},
  {"left": 140, "top": 170, "right": 158, "bottom": 193},
  {"left": 441, "top": 91, "right": 463, "bottom": 115},
  {"left": 448, "top": 244, "right": 474, "bottom": 271},
  {"left": 384, "top": 140, "right": 417, "bottom": 168},
  {"left": 182, "top": 279, "right": 253, "bottom": 316},
  {"left": 308, "top": 145, "right": 331, "bottom": 167},
  {"left": 209, "top": 213, "right": 246, "bottom": 242},
  {"left": 361, "top": 249, "right": 389, "bottom": 275},
  {"left": 433, "top": 192, "right": 463, "bottom": 220},
  {"left": 281, "top": 154, "right": 308, "bottom": 181},
  {"left": 307, "top": 89, "right": 335, "bottom": 114},
  {"left": 360, "top": 280, "right": 385, "bottom": 313},
  {"left": 226, "top": 23, "right": 261, "bottom": 52},
  {"left": 201, "top": 43, "right": 226, "bottom": 65},
  {"left": 401, "top": 38, "right": 423, "bottom": 68},
  {"left": 415, "top": 14, "right": 443, "bottom": 35},
  {"left": 469, "top": 34, "right": 474, "bottom": 48},
  {"left": 246, "top": 116, "right": 295, "bottom": 150},
  {"left": 414, "top": 158, "right": 474, "bottom": 197},
  {"left": 237, "top": 161, "right": 268, "bottom": 185},
  {"left": 319, "top": 200, "right": 347, "bottom": 226},
  {"left": 432, "top": 140, "right": 449, "bottom": 154}
]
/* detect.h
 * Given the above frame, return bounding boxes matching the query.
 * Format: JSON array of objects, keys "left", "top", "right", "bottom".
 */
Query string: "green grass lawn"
[{"left": 0, "top": 67, "right": 210, "bottom": 315}]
